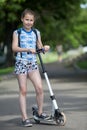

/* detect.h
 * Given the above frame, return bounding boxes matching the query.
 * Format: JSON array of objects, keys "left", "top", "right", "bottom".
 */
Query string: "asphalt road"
[{"left": 0, "top": 62, "right": 87, "bottom": 130}]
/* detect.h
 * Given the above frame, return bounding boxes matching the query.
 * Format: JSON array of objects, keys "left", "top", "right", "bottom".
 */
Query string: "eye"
[
  {"left": 30, "top": 19, "right": 33, "bottom": 22},
  {"left": 26, "top": 19, "right": 29, "bottom": 21}
]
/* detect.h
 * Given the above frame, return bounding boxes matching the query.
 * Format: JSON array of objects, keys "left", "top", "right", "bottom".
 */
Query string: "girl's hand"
[
  {"left": 28, "top": 49, "right": 36, "bottom": 54},
  {"left": 44, "top": 45, "right": 50, "bottom": 52}
]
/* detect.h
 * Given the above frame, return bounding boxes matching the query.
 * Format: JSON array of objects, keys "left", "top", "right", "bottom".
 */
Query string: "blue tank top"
[{"left": 15, "top": 28, "right": 40, "bottom": 62}]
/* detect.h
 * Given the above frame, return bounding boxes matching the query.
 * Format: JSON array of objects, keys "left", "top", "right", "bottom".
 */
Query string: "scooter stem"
[{"left": 37, "top": 52, "right": 59, "bottom": 110}]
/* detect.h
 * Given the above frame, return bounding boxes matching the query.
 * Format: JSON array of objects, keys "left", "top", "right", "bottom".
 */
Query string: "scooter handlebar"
[
  {"left": 36, "top": 48, "right": 45, "bottom": 54},
  {"left": 27, "top": 48, "right": 45, "bottom": 54}
]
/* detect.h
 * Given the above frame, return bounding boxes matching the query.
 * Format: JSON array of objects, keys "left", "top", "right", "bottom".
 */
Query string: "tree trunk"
[{"left": 4, "top": 22, "right": 16, "bottom": 67}]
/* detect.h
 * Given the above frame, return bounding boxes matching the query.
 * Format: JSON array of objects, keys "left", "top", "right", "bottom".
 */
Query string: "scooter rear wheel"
[{"left": 55, "top": 112, "right": 66, "bottom": 126}]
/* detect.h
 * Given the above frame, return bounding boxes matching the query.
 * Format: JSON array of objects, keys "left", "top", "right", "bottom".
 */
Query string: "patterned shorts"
[{"left": 15, "top": 60, "right": 38, "bottom": 74}]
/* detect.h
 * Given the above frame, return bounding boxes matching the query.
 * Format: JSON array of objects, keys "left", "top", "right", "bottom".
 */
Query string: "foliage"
[
  {"left": 0, "top": 0, "right": 86, "bottom": 66},
  {"left": 0, "top": 0, "right": 84, "bottom": 42}
]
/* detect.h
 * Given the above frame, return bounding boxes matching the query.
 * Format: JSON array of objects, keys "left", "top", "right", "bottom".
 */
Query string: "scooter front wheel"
[{"left": 55, "top": 111, "right": 66, "bottom": 126}]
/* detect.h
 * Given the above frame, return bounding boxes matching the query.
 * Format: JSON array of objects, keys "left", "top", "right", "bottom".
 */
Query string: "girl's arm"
[{"left": 37, "top": 33, "right": 50, "bottom": 52}]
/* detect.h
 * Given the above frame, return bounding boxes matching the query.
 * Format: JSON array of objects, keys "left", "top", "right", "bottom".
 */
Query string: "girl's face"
[{"left": 21, "top": 13, "right": 35, "bottom": 31}]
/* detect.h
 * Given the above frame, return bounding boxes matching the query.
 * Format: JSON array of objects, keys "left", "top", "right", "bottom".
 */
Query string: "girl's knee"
[
  {"left": 20, "top": 87, "right": 27, "bottom": 96},
  {"left": 36, "top": 86, "right": 43, "bottom": 95}
]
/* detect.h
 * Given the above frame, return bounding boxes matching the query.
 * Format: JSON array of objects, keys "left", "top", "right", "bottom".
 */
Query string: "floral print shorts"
[{"left": 15, "top": 60, "right": 38, "bottom": 74}]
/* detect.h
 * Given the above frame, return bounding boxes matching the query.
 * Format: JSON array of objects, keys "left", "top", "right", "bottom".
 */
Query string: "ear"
[{"left": 21, "top": 18, "right": 23, "bottom": 22}]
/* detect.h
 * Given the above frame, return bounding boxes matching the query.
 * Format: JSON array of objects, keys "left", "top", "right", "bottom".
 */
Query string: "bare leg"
[
  {"left": 28, "top": 70, "right": 44, "bottom": 115},
  {"left": 17, "top": 74, "right": 28, "bottom": 120}
]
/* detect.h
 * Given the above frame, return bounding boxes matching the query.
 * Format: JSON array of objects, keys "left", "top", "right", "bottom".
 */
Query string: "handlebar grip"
[{"left": 36, "top": 48, "right": 45, "bottom": 54}]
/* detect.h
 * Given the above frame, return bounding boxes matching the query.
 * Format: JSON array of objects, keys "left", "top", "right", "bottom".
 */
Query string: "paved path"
[
  {"left": 0, "top": 62, "right": 87, "bottom": 130},
  {"left": 40, "top": 61, "right": 87, "bottom": 81}
]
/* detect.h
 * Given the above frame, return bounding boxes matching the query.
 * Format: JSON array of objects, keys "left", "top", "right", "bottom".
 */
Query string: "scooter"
[{"left": 32, "top": 48, "right": 66, "bottom": 126}]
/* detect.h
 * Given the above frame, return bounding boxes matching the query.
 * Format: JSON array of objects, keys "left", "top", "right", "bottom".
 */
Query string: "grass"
[
  {"left": 37, "top": 51, "right": 58, "bottom": 63},
  {"left": 0, "top": 67, "right": 14, "bottom": 75},
  {"left": 76, "top": 61, "right": 87, "bottom": 69}
]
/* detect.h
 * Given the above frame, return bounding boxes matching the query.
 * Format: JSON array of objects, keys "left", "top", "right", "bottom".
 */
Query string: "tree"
[
  {"left": 0, "top": 0, "right": 26, "bottom": 66},
  {"left": 0, "top": 0, "right": 85, "bottom": 66}
]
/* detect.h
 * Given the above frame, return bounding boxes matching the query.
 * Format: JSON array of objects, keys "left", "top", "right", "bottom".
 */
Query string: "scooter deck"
[{"left": 33, "top": 115, "right": 57, "bottom": 125}]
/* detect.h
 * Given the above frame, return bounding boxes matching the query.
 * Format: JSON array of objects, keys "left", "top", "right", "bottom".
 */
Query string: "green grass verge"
[
  {"left": 76, "top": 61, "right": 87, "bottom": 69},
  {"left": 0, "top": 67, "right": 14, "bottom": 75},
  {"left": 37, "top": 51, "right": 58, "bottom": 63}
]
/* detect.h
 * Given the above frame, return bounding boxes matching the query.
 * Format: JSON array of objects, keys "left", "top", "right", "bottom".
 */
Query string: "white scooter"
[{"left": 32, "top": 48, "right": 66, "bottom": 126}]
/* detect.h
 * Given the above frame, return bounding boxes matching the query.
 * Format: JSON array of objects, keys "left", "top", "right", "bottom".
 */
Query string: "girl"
[{"left": 12, "top": 9, "right": 50, "bottom": 127}]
